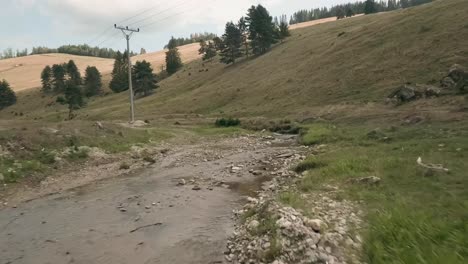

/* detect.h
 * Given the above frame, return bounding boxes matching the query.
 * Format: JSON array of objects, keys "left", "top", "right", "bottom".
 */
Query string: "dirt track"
[{"left": 0, "top": 134, "right": 298, "bottom": 264}]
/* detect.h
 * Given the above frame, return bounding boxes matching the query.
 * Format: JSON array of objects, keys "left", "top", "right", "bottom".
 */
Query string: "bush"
[
  {"left": 56, "top": 96, "right": 66, "bottom": 105},
  {"left": 0, "top": 79, "right": 17, "bottom": 110},
  {"left": 215, "top": 118, "right": 241, "bottom": 127},
  {"left": 36, "top": 150, "right": 56, "bottom": 164},
  {"left": 241, "top": 119, "right": 301, "bottom": 134}
]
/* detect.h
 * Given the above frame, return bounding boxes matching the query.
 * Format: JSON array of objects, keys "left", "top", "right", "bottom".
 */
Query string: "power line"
[
  {"left": 127, "top": 0, "right": 190, "bottom": 27},
  {"left": 139, "top": 0, "right": 213, "bottom": 29},
  {"left": 87, "top": 0, "right": 186, "bottom": 46}
]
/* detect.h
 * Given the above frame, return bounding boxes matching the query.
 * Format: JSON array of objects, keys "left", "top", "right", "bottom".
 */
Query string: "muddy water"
[{"left": 0, "top": 137, "right": 295, "bottom": 264}]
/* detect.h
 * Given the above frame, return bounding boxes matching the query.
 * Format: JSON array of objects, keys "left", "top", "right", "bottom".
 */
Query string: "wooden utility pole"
[{"left": 115, "top": 24, "right": 139, "bottom": 123}]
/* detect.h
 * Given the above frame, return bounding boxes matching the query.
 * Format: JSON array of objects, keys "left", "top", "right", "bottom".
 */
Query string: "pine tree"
[
  {"left": 246, "top": 5, "right": 277, "bottom": 55},
  {"left": 41, "top": 65, "right": 53, "bottom": 93},
  {"left": 278, "top": 15, "right": 291, "bottom": 41},
  {"left": 203, "top": 41, "right": 217, "bottom": 61},
  {"left": 212, "top": 37, "right": 224, "bottom": 51},
  {"left": 220, "top": 22, "right": 243, "bottom": 65},
  {"left": 165, "top": 37, "right": 183, "bottom": 75},
  {"left": 365, "top": 0, "right": 377, "bottom": 14},
  {"left": 64, "top": 80, "right": 84, "bottom": 120},
  {"left": 346, "top": 5, "right": 355, "bottom": 17},
  {"left": 238, "top": 17, "right": 250, "bottom": 58},
  {"left": 198, "top": 39, "right": 207, "bottom": 55},
  {"left": 336, "top": 7, "right": 346, "bottom": 19},
  {"left": 133, "top": 60, "right": 158, "bottom": 97},
  {"left": 52, "top": 64, "right": 66, "bottom": 93},
  {"left": 67, "top": 60, "right": 82, "bottom": 85},
  {"left": 0, "top": 79, "right": 17, "bottom": 110},
  {"left": 84, "top": 66, "right": 102, "bottom": 97},
  {"left": 110, "top": 51, "right": 129, "bottom": 93}
]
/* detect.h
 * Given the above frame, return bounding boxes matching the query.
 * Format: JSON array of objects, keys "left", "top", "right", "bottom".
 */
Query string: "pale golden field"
[{"left": 0, "top": 43, "right": 201, "bottom": 91}]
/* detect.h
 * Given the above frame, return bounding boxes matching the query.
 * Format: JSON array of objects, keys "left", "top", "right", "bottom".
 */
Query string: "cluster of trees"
[
  {"left": 201, "top": 5, "right": 290, "bottom": 65},
  {"left": 289, "top": 0, "right": 432, "bottom": 23},
  {"left": 0, "top": 48, "right": 28, "bottom": 59},
  {"left": 0, "top": 80, "right": 17, "bottom": 110},
  {"left": 40, "top": 60, "right": 102, "bottom": 119},
  {"left": 30, "top": 45, "right": 136, "bottom": 59},
  {"left": 163, "top": 32, "right": 218, "bottom": 49},
  {"left": 110, "top": 51, "right": 159, "bottom": 97}
]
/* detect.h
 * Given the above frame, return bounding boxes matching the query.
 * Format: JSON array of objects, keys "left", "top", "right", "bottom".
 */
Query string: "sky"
[{"left": 1, "top": 0, "right": 353, "bottom": 54}]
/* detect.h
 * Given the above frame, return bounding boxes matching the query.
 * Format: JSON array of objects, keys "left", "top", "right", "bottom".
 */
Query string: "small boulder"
[
  {"left": 304, "top": 218, "right": 326, "bottom": 233},
  {"left": 247, "top": 220, "right": 260, "bottom": 231},
  {"left": 177, "top": 179, "right": 186, "bottom": 186}
]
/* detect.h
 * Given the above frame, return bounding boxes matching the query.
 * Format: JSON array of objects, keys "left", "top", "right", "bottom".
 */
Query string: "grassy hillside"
[{"left": 69, "top": 0, "right": 466, "bottom": 121}]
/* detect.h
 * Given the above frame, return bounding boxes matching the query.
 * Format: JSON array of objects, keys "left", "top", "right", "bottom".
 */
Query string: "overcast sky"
[{"left": 1, "top": 0, "right": 353, "bottom": 53}]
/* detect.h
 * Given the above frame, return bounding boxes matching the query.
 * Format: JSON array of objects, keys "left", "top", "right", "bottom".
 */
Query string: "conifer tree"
[
  {"left": 278, "top": 15, "right": 291, "bottom": 41},
  {"left": 336, "top": 7, "right": 346, "bottom": 19},
  {"left": 220, "top": 22, "right": 242, "bottom": 64},
  {"left": 346, "top": 5, "right": 355, "bottom": 17},
  {"left": 198, "top": 39, "right": 207, "bottom": 55},
  {"left": 84, "top": 66, "right": 102, "bottom": 97},
  {"left": 110, "top": 51, "right": 129, "bottom": 93},
  {"left": 133, "top": 60, "right": 158, "bottom": 97},
  {"left": 0, "top": 79, "right": 17, "bottom": 110},
  {"left": 203, "top": 41, "right": 217, "bottom": 61},
  {"left": 246, "top": 5, "right": 277, "bottom": 55},
  {"left": 212, "top": 37, "right": 224, "bottom": 51},
  {"left": 67, "top": 60, "right": 82, "bottom": 85},
  {"left": 52, "top": 64, "right": 66, "bottom": 93},
  {"left": 364, "top": 0, "right": 377, "bottom": 14},
  {"left": 165, "top": 37, "right": 183, "bottom": 75},
  {"left": 64, "top": 80, "right": 84, "bottom": 120},
  {"left": 41, "top": 65, "right": 53, "bottom": 93},
  {"left": 238, "top": 17, "right": 250, "bottom": 58}
]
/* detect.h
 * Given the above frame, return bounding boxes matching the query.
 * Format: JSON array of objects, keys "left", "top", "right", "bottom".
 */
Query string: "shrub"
[{"left": 215, "top": 118, "right": 241, "bottom": 127}]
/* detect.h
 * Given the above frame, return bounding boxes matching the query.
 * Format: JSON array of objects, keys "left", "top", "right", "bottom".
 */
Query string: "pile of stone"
[
  {"left": 388, "top": 64, "right": 468, "bottom": 103},
  {"left": 226, "top": 195, "right": 363, "bottom": 264},
  {"left": 225, "top": 143, "right": 363, "bottom": 264}
]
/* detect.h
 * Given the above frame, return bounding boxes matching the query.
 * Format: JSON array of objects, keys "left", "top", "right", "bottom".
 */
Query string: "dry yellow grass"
[
  {"left": 0, "top": 17, "right": 347, "bottom": 93},
  {"left": 0, "top": 43, "right": 201, "bottom": 92},
  {"left": 0, "top": 54, "right": 114, "bottom": 91}
]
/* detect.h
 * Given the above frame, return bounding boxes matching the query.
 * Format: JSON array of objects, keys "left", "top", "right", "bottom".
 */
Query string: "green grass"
[
  {"left": 3, "top": 0, "right": 467, "bottom": 122},
  {"left": 287, "top": 121, "right": 468, "bottom": 263},
  {"left": 0, "top": 158, "right": 45, "bottom": 183}
]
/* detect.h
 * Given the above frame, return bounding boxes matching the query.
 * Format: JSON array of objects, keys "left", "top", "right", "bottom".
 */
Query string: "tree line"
[
  {"left": 163, "top": 32, "right": 218, "bottom": 49},
  {"left": 31, "top": 44, "right": 137, "bottom": 59},
  {"left": 0, "top": 45, "right": 138, "bottom": 60},
  {"left": 0, "top": 48, "right": 28, "bottom": 59},
  {"left": 289, "top": 0, "right": 433, "bottom": 24}
]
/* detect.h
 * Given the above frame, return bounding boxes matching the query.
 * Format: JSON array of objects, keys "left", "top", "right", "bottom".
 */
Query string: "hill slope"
[
  {"left": 75, "top": 0, "right": 467, "bottom": 121},
  {"left": 1, "top": 0, "right": 467, "bottom": 122},
  {"left": 0, "top": 43, "right": 201, "bottom": 91}
]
